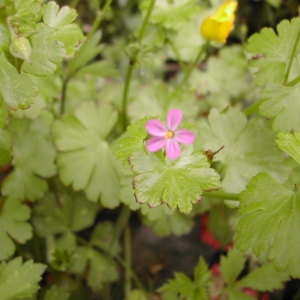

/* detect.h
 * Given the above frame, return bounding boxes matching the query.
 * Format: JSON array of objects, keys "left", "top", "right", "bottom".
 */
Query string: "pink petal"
[
  {"left": 146, "top": 120, "right": 166, "bottom": 137},
  {"left": 147, "top": 137, "right": 166, "bottom": 152},
  {"left": 166, "top": 139, "right": 181, "bottom": 160},
  {"left": 167, "top": 109, "right": 183, "bottom": 131},
  {"left": 175, "top": 129, "right": 195, "bottom": 145}
]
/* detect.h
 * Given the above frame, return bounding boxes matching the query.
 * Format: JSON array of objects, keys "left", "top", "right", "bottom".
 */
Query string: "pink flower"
[{"left": 145, "top": 109, "right": 195, "bottom": 160}]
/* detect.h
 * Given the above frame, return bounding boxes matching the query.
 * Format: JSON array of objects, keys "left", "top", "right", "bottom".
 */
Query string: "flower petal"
[
  {"left": 166, "top": 139, "right": 181, "bottom": 160},
  {"left": 167, "top": 109, "right": 183, "bottom": 131},
  {"left": 146, "top": 120, "right": 166, "bottom": 137},
  {"left": 147, "top": 137, "right": 166, "bottom": 152},
  {"left": 175, "top": 129, "right": 195, "bottom": 145}
]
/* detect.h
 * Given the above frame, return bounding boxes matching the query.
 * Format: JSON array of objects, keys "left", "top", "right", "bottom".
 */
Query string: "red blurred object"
[{"left": 199, "top": 214, "right": 221, "bottom": 249}]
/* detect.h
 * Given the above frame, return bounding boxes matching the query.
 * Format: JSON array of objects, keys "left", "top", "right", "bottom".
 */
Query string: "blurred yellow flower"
[{"left": 200, "top": 1, "right": 238, "bottom": 44}]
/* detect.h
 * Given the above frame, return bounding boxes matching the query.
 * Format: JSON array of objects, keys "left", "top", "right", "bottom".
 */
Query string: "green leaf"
[
  {"left": 259, "top": 84, "right": 300, "bottom": 132},
  {"left": 115, "top": 116, "right": 150, "bottom": 166},
  {"left": 0, "top": 198, "right": 32, "bottom": 260},
  {"left": 2, "top": 117, "right": 56, "bottom": 200},
  {"left": 53, "top": 102, "right": 120, "bottom": 207},
  {"left": 141, "top": 204, "right": 194, "bottom": 236},
  {"left": 276, "top": 131, "right": 300, "bottom": 164},
  {"left": 219, "top": 248, "right": 246, "bottom": 285},
  {"left": 0, "top": 257, "right": 46, "bottom": 300},
  {"left": 0, "top": 54, "right": 38, "bottom": 109},
  {"left": 237, "top": 263, "right": 289, "bottom": 291},
  {"left": 67, "top": 31, "right": 103, "bottom": 76},
  {"left": 236, "top": 172, "right": 300, "bottom": 277},
  {"left": 22, "top": 24, "right": 66, "bottom": 76},
  {"left": 43, "top": 1, "right": 77, "bottom": 28},
  {"left": 43, "top": 286, "right": 70, "bottom": 300},
  {"left": 90, "top": 221, "right": 121, "bottom": 256},
  {"left": 246, "top": 17, "right": 300, "bottom": 85},
  {"left": 159, "top": 257, "right": 211, "bottom": 300},
  {"left": 43, "top": 1, "right": 84, "bottom": 56},
  {"left": 70, "top": 247, "right": 118, "bottom": 291},
  {"left": 33, "top": 192, "right": 99, "bottom": 236},
  {"left": 196, "top": 108, "right": 288, "bottom": 193},
  {"left": 140, "top": 0, "right": 201, "bottom": 30},
  {"left": 9, "top": 0, "right": 42, "bottom": 35},
  {"left": 131, "top": 147, "right": 220, "bottom": 213},
  {"left": 0, "top": 129, "right": 11, "bottom": 165}
]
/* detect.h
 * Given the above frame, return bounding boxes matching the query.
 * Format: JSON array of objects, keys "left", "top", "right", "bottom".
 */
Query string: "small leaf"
[
  {"left": 0, "top": 198, "right": 32, "bottom": 260},
  {"left": 159, "top": 257, "right": 211, "bottom": 300},
  {"left": 131, "top": 147, "right": 220, "bottom": 213},
  {"left": 33, "top": 192, "right": 99, "bottom": 236},
  {"left": 22, "top": 24, "right": 66, "bottom": 76},
  {"left": 2, "top": 117, "right": 56, "bottom": 200},
  {"left": 0, "top": 257, "right": 46, "bottom": 300},
  {"left": 43, "top": 1, "right": 77, "bottom": 28},
  {"left": 237, "top": 263, "right": 289, "bottom": 291},
  {"left": 141, "top": 204, "right": 194, "bottom": 236},
  {"left": 43, "top": 286, "right": 70, "bottom": 300},
  {"left": 0, "top": 54, "right": 38, "bottom": 109},
  {"left": 115, "top": 116, "right": 150, "bottom": 166},
  {"left": 140, "top": 0, "right": 201, "bottom": 30},
  {"left": 276, "top": 131, "right": 300, "bottom": 165},
  {"left": 220, "top": 248, "right": 246, "bottom": 285}
]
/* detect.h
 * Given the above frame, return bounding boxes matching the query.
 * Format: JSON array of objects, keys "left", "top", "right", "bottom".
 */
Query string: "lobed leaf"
[
  {"left": 0, "top": 257, "right": 46, "bottom": 300},
  {"left": 33, "top": 192, "right": 99, "bottom": 236},
  {"left": 53, "top": 102, "right": 120, "bottom": 207},
  {"left": 0, "top": 198, "right": 32, "bottom": 260},
  {"left": 159, "top": 257, "right": 211, "bottom": 300},
  {"left": 196, "top": 108, "right": 288, "bottom": 193},
  {"left": 246, "top": 17, "right": 300, "bottom": 85},
  {"left": 260, "top": 84, "right": 300, "bottom": 132},
  {"left": 2, "top": 117, "right": 56, "bottom": 200},
  {"left": 276, "top": 131, "right": 300, "bottom": 164},
  {"left": 0, "top": 54, "right": 38, "bottom": 109},
  {"left": 131, "top": 147, "right": 220, "bottom": 214},
  {"left": 236, "top": 172, "right": 300, "bottom": 277}
]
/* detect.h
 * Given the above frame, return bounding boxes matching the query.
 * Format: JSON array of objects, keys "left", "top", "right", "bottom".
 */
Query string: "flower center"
[{"left": 165, "top": 130, "right": 175, "bottom": 139}]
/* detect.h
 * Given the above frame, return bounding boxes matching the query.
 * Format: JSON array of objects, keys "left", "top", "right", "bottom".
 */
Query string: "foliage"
[{"left": 0, "top": 0, "right": 299, "bottom": 298}]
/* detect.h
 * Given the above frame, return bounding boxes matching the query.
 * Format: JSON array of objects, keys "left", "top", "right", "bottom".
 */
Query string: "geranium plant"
[{"left": 0, "top": 0, "right": 299, "bottom": 299}]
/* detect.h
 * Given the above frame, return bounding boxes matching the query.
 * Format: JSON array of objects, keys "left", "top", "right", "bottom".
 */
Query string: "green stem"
[
  {"left": 284, "top": 29, "right": 300, "bottom": 84},
  {"left": 202, "top": 190, "right": 240, "bottom": 200},
  {"left": 121, "top": 0, "right": 156, "bottom": 130},
  {"left": 109, "top": 206, "right": 131, "bottom": 254},
  {"left": 177, "top": 42, "right": 209, "bottom": 91},
  {"left": 137, "top": 0, "right": 156, "bottom": 43},
  {"left": 244, "top": 100, "right": 261, "bottom": 117},
  {"left": 124, "top": 225, "right": 132, "bottom": 299},
  {"left": 60, "top": 76, "right": 70, "bottom": 115}
]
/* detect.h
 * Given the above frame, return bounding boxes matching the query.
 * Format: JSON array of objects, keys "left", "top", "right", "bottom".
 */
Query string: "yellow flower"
[{"left": 200, "top": 1, "right": 238, "bottom": 44}]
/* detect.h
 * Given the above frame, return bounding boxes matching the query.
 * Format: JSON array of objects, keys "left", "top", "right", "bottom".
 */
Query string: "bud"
[{"left": 9, "top": 36, "right": 32, "bottom": 62}]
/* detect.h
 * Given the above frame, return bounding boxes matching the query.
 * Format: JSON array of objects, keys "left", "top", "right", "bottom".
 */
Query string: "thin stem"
[
  {"left": 284, "top": 29, "right": 300, "bottom": 84},
  {"left": 137, "top": 0, "right": 156, "bottom": 43},
  {"left": 109, "top": 205, "right": 131, "bottom": 254},
  {"left": 121, "top": 63, "right": 134, "bottom": 129},
  {"left": 121, "top": 0, "right": 156, "bottom": 130},
  {"left": 124, "top": 225, "right": 132, "bottom": 299},
  {"left": 177, "top": 42, "right": 209, "bottom": 91},
  {"left": 202, "top": 190, "right": 240, "bottom": 201},
  {"left": 244, "top": 100, "right": 261, "bottom": 117},
  {"left": 60, "top": 76, "right": 70, "bottom": 115}
]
